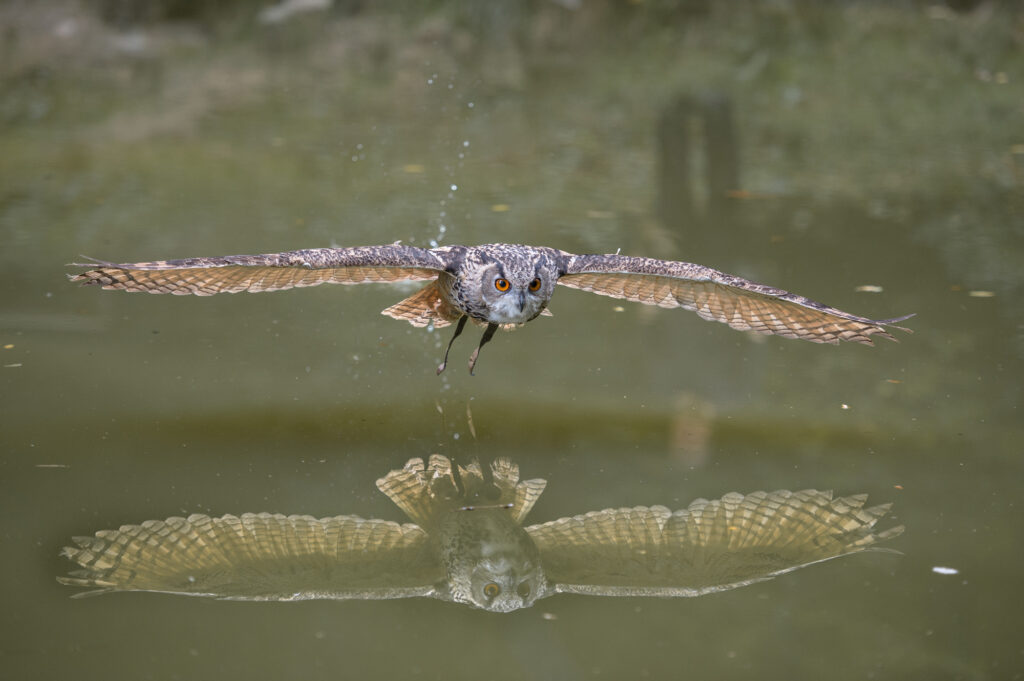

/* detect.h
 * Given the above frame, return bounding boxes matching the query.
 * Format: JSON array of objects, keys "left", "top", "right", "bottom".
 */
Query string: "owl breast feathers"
[
  {"left": 69, "top": 243, "right": 913, "bottom": 374},
  {"left": 59, "top": 455, "right": 903, "bottom": 612}
]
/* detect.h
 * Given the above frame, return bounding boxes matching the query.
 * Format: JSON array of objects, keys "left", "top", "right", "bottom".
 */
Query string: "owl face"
[
  {"left": 457, "top": 554, "right": 547, "bottom": 613},
  {"left": 475, "top": 258, "right": 556, "bottom": 325},
  {"left": 439, "top": 507, "right": 549, "bottom": 612}
]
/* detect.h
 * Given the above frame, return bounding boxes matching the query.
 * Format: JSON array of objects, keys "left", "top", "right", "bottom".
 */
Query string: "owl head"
[
  {"left": 474, "top": 249, "right": 558, "bottom": 325},
  {"left": 450, "top": 551, "right": 548, "bottom": 613},
  {"left": 438, "top": 503, "right": 550, "bottom": 613}
]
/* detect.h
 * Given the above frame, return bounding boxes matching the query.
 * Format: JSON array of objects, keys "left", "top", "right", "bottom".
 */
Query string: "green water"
[{"left": 2, "top": 3, "right": 1022, "bottom": 679}]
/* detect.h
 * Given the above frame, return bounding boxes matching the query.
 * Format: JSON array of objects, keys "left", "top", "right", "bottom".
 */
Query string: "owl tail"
[
  {"left": 381, "top": 280, "right": 462, "bottom": 328},
  {"left": 376, "top": 455, "right": 547, "bottom": 530}
]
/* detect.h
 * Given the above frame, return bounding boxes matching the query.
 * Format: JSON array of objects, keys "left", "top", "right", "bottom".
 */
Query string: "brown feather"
[
  {"left": 559, "top": 254, "right": 912, "bottom": 345},
  {"left": 528, "top": 489, "right": 903, "bottom": 597},
  {"left": 380, "top": 279, "right": 463, "bottom": 328}
]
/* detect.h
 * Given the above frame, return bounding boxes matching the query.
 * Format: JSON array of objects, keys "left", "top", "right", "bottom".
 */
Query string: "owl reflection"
[
  {"left": 59, "top": 456, "right": 903, "bottom": 611},
  {"left": 69, "top": 243, "right": 913, "bottom": 373}
]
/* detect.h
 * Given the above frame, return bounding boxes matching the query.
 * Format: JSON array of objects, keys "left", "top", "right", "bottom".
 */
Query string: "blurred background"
[{"left": 1, "top": 1, "right": 1021, "bottom": 679}]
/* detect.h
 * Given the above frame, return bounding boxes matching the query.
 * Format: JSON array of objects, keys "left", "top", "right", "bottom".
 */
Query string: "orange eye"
[
  {"left": 483, "top": 582, "right": 501, "bottom": 598},
  {"left": 494, "top": 278, "right": 510, "bottom": 292},
  {"left": 528, "top": 278, "right": 541, "bottom": 292}
]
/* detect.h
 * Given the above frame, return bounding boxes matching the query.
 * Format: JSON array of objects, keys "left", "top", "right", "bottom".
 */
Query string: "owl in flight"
[
  {"left": 69, "top": 243, "right": 913, "bottom": 374},
  {"left": 59, "top": 455, "right": 903, "bottom": 612}
]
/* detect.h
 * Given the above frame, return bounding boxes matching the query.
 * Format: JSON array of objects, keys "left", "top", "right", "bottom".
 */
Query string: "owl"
[
  {"left": 59, "top": 455, "right": 903, "bottom": 612},
  {"left": 69, "top": 243, "right": 913, "bottom": 374}
]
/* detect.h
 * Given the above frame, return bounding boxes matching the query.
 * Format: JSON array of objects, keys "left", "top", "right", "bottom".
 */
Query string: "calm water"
[{"left": 2, "top": 3, "right": 1022, "bottom": 680}]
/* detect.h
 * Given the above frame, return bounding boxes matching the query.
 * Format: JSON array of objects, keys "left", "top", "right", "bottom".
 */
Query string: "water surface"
[{"left": 2, "top": 3, "right": 1021, "bottom": 680}]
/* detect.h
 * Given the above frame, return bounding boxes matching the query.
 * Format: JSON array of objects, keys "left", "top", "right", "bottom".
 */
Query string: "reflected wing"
[
  {"left": 377, "top": 454, "right": 547, "bottom": 530},
  {"left": 58, "top": 512, "right": 443, "bottom": 601},
  {"left": 528, "top": 490, "right": 903, "bottom": 597},
  {"left": 68, "top": 245, "right": 447, "bottom": 296},
  {"left": 559, "top": 254, "right": 912, "bottom": 345}
]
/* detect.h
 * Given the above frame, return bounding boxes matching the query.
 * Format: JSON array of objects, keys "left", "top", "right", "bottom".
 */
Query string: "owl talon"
[
  {"left": 437, "top": 316, "right": 469, "bottom": 375},
  {"left": 468, "top": 323, "right": 499, "bottom": 375}
]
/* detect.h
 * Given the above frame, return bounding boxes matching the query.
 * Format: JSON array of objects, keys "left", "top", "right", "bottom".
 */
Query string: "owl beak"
[{"left": 516, "top": 290, "right": 527, "bottom": 313}]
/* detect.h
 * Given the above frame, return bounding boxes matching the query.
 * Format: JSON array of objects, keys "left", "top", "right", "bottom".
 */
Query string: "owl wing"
[
  {"left": 58, "top": 512, "right": 444, "bottom": 601},
  {"left": 527, "top": 490, "right": 903, "bottom": 597},
  {"left": 557, "top": 254, "right": 913, "bottom": 345},
  {"left": 379, "top": 275, "right": 463, "bottom": 328},
  {"left": 68, "top": 245, "right": 448, "bottom": 296},
  {"left": 377, "top": 455, "right": 547, "bottom": 530}
]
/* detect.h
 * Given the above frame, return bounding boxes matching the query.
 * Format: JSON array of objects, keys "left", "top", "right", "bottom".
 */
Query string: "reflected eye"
[
  {"left": 528, "top": 278, "right": 542, "bottom": 292},
  {"left": 494, "top": 278, "right": 510, "bottom": 292},
  {"left": 516, "top": 582, "right": 531, "bottom": 599},
  {"left": 483, "top": 582, "right": 501, "bottom": 598}
]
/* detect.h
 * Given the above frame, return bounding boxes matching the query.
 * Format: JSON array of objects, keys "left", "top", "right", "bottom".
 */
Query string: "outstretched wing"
[
  {"left": 68, "top": 245, "right": 448, "bottom": 296},
  {"left": 527, "top": 489, "right": 903, "bottom": 597},
  {"left": 558, "top": 254, "right": 912, "bottom": 345},
  {"left": 58, "top": 512, "right": 443, "bottom": 601}
]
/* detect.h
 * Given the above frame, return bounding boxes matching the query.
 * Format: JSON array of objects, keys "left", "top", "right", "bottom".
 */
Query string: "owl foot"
[
  {"left": 468, "top": 323, "right": 498, "bottom": 375},
  {"left": 448, "top": 454, "right": 466, "bottom": 497},
  {"left": 437, "top": 316, "right": 469, "bottom": 375}
]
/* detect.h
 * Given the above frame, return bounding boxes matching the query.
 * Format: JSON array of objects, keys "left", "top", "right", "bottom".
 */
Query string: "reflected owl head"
[{"left": 456, "top": 555, "right": 547, "bottom": 613}]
